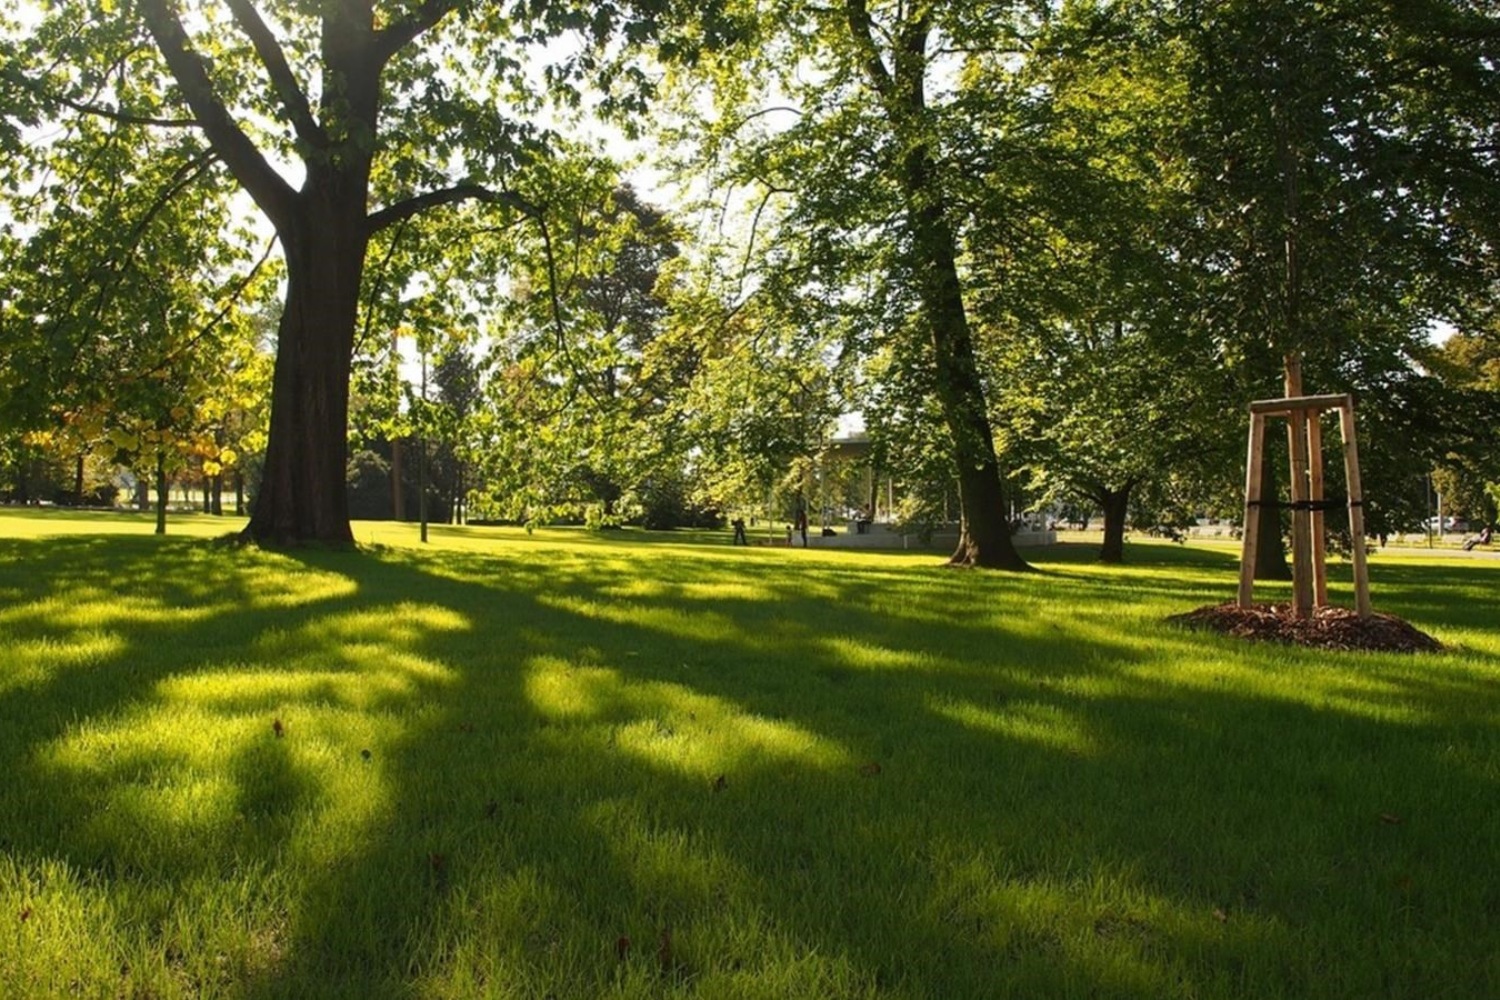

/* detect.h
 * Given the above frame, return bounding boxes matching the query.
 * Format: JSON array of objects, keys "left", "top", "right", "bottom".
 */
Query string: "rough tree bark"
[
  {"left": 1096, "top": 484, "right": 1134, "bottom": 564},
  {"left": 245, "top": 195, "right": 367, "bottom": 545}
]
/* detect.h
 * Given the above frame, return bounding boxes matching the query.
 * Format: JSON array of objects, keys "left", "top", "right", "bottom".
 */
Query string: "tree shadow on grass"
[{"left": 0, "top": 534, "right": 1496, "bottom": 998}]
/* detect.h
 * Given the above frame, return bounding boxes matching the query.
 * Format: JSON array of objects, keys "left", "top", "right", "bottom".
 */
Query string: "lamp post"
[{"left": 419, "top": 344, "right": 429, "bottom": 544}]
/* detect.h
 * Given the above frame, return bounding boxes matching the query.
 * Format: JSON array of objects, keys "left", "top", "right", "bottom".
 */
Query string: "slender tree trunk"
[
  {"left": 419, "top": 435, "right": 429, "bottom": 543},
  {"left": 390, "top": 324, "right": 406, "bottom": 522},
  {"left": 234, "top": 470, "right": 245, "bottom": 516},
  {"left": 842, "top": 0, "right": 1027, "bottom": 570},
  {"left": 897, "top": 131, "right": 1024, "bottom": 568},
  {"left": 1098, "top": 485, "right": 1133, "bottom": 564},
  {"left": 154, "top": 452, "right": 167, "bottom": 535},
  {"left": 454, "top": 461, "right": 465, "bottom": 525},
  {"left": 16, "top": 457, "right": 29, "bottom": 504},
  {"left": 210, "top": 474, "right": 223, "bottom": 515},
  {"left": 244, "top": 194, "right": 365, "bottom": 546},
  {"left": 73, "top": 453, "right": 85, "bottom": 505},
  {"left": 390, "top": 437, "right": 405, "bottom": 521},
  {"left": 909, "top": 193, "right": 1025, "bottom": 569}
]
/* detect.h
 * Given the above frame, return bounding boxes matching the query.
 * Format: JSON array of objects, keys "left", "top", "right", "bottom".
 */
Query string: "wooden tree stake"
[
  {"left": 1284, "top": 357, "right": 1314, "bottom": 618},
  {"left": 1339, "top": 401, "right": 1373, "bottom": 617},
  {"left": 1237, "top": 413, "right": 1266, "bottom": 609},
  {"left": 1307, "top": 415, "right": 1329, "bottom": 606},
  {"left": 1238, "top": 393, "right": 1372, "bottom": 619}
]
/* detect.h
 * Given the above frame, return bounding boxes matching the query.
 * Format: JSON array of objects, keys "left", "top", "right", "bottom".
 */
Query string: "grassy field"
[{"left": 0, "top": 508, "right": 1496, "bottom": 999}]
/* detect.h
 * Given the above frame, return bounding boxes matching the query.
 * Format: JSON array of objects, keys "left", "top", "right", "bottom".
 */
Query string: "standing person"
[
  {"left": 731, "top": 517, "right": 748, "bottom": 545},
  {"left": 795, "top": 509, "right": 809, "bottom": 547}
]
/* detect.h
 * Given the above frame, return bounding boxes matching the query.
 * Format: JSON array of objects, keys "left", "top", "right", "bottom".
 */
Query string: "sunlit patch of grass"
[
  {"left": 526, "top": 656, "right": 850, "bottom": 779},
  {"left": 0, "top": 509, "right": 1497, "bottom": 998},
  {"left": 818, "top": 635, "right": 946, "bottom": 672},
  {"left": 0, "top": 631, "right": 126, "bottom": 693},
  {"left": 540, "top": 592, "right": 757, "bottom": 648},
  {"left": 930, "top": 696, "right": 1099, "bottom": 757},
  {"left": 675, "top": 580, "right": 779, "bottom": 603},
  {"left": 1, "top": 589, "right": 233, "bottom": 629}
]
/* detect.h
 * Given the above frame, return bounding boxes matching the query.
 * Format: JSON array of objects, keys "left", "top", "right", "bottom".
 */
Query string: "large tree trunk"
[
  {"left": 1098, "top": 485, "right": 1132, "bottom": 564},
  {"left": 244, "top": 193, "right": 366, "bottom": 546}
]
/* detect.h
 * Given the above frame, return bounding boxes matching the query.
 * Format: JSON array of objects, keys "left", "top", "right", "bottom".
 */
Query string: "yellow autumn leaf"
[
  {"left": 203, "top": 460, "right": 223, "bottom": 476},
  {"left": 75, "top": 412, "right": 106, "bottom": 439}
]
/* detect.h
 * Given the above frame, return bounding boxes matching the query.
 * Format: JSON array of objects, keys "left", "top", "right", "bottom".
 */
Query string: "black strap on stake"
[{"left": 1247, "top": 498, "right": 1362, "bottom": 512}]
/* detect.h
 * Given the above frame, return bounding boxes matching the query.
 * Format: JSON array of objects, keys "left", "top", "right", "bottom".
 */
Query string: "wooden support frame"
[{"left": 1237, "top": 393, "right": 1372, "bottom": 618}]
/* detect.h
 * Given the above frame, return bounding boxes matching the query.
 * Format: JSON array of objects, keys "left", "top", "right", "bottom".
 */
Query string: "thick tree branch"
[
  {"left": 844, "top": 0, "right": 895, "bottom": 102},
  {"left": 373, "top": 0, "right": 457, "bottom": 68},
  {"left": 365, "top": 183, "right": 543, "bottom": 235},
  {"left": 894, "top": 7, "right": 932, "bottom": 115},
  {"left": 137, "top": 0, "right": 298, "bottom": 232},
  {"left": 222, "top": 0, "right": 328, "bottom": 149}
]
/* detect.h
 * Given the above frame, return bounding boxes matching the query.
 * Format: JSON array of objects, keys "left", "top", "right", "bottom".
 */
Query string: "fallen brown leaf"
[
  {"left": 858, "top": 761, "right": 882, "bottom": 777},
  {"left": 657, "top": 926, "right": 672, "bottom": 971}
]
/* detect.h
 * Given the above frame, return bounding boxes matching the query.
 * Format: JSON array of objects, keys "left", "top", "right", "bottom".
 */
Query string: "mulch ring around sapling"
[{"left": 1167, "top": 603, "right": 1442, "bottom": 654}]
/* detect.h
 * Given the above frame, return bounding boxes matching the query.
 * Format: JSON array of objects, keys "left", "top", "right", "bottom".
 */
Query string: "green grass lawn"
[{"left": 1, "top": 508, "right": 1496, "bottom": 999}]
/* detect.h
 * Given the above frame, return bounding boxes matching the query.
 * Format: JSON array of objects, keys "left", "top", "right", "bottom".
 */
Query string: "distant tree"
[
  {"left": 468, "top": 168, "right": 697, "bottom": 527},
  {"left": 667, "top": 0, "right": 1039, "bottom": 567},
  {"left": 1427, "top": 330, "right": 1500, "bottom": 527}
]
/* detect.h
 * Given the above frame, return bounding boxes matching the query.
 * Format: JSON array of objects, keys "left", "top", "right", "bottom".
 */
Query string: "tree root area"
[{"left": 1167, "top": 603, "right": 1442, "bottom": 654}]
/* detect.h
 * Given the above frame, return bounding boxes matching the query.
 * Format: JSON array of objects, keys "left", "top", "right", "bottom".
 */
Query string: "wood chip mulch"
[{"left": 1166, "top": 603, "right": 1442, "bottom": 654}]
